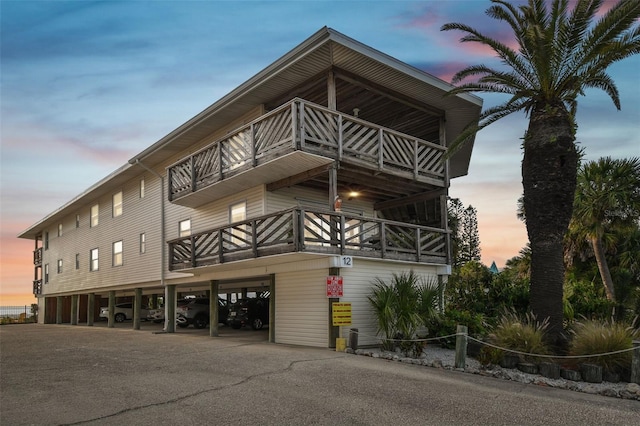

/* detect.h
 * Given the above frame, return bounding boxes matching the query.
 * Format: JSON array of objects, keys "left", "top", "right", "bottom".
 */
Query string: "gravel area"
[{"left": 349, "top": 345, "right": 640, "bottom": 401}]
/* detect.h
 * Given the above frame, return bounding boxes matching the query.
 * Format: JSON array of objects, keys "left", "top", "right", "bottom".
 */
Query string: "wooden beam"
[
  {"left": 333, "top": 67, "right": 445, "bottom": 117},
  {"left": 374, "top": 189, "right": 446, "bottom": 211},
  {"left": 266, "top": 164, "right": 331, "bottom": 191}
]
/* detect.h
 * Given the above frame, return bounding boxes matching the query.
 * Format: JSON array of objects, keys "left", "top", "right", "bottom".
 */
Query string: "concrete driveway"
[{"left": 1, "top": 324, "right": 638, "bottom": 425}]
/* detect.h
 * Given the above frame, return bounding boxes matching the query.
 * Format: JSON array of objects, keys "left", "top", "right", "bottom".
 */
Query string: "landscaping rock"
[
  {"left": 518, "top": 362, "right": 539, "bottom": 374},
  {"left": 561, "top": 368, "right": 581, "bottom": 381},
  {"left": 539, "top": 362, "right": 561, "bottom": 379},
  {"left": 500, "top": 353, "right": 520, "bottom": 369},
  {"left": 581, "top": 363, "right": 603, "bottom": 383}
]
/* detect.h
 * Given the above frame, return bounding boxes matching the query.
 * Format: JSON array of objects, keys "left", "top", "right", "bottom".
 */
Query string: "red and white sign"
[{"left": 326, "top": 275, "right": 343, "bottom": 297}]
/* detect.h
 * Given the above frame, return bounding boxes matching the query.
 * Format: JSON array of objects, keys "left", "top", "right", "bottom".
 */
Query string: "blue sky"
[{"left": 2, "top": 0, "right": 639, "bottom": 304}]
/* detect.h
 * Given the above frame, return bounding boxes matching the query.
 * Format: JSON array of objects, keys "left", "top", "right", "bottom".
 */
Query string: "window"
[
  {"left": 140, "top": 233, "right": 146, "bottom": 254},
  {"left": 113, "top": 241, "right": 123, "bottom": 266},
  {"left": 140, "top": 179, "right": 145, "bottom": 198},
  {"left": 75, "top": 254, "right": 80, "bottom": 270},
  {"left": 44, "top": 264, "right": 49, "bottom": 284},
  {"left": 113, "top": 191, "right": 123, "bottom": 217},
  {"left": 76, "top": 214, "right": 80, "bottom": 228},
  {"left": 44, "top": 232, "right": 49, "bottom": 250},
  {"left": 91, "top": 204, "right": 99, "bottom": 227},
  {"left": 57, "top": 223, "right": 63, "bottom": 237},
  {"left": 90, "top": 248, "right": 99, "bottom": 271},
  {"left": 229, "top": 202, "right": 247, "bottom": 247},
  {"left": 57, "top": 259, "right": 63, "bottom": 274},
  {"left": 179, "top": 219, "right": 191, "bottom": 237}
]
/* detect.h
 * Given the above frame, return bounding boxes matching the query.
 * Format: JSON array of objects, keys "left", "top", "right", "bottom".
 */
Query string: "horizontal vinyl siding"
[
  {"left": 266, "top": 186, "right": 375, "bottom": 216},
  {"left": 41, "top": 175, "right": 163, "bottom": 295},
  {"left": 275, "top": 269, "right": 329, "bottom": 347},
  {"left": 339, "top": 260, "right": 439, "bottom": 347}
]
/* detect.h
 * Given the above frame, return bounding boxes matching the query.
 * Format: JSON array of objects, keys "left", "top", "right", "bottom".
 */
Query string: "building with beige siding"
[{"left": 18, "top": 27, "right": 482, "bottom": 348}]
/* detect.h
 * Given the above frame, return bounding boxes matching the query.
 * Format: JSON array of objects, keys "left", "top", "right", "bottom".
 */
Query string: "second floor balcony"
[
  {"left": 167, "top": 98, "right": 447, "bottom": 207},
  {"left": 168, "top": 207, "right": 450, "bottom": 272}
]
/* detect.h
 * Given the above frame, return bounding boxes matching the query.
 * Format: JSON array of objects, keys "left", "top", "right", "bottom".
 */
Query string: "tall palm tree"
[
  {"left": 571, "top": 157, "right": 640, "bottom": 302},
  {"left": 441, "top": 0, "right": 640, "bottom": 347}
]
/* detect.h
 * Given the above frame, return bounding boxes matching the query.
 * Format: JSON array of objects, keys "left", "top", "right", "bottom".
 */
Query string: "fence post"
[
  {"left": 631, "top": 340, "right": 640, "bottom": 384},
  {"left": 455, "top": 324, "right": 467, "bottom": 369}
]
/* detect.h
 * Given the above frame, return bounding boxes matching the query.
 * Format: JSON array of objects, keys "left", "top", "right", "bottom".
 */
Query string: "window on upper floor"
[
  {"left": 113, "top": 191, "right": 123, "bottom": 217},
  {"left": 140, "top": 233, "right": 146, "bottom": 254},
  {"left": 113, "top": 240, "right": 123, "bottom": 267},
  {"left": 229, "top": 201, "right": 247, "bottom": 247},
  {"left": 44, "top": 264, "right": 49, "bottom": 284},
  {"left": 140, "top": 179, "right": 145, "bottom": 198},
  {"left": 57, "top": 223, "right": 63, "bottom": 237},
  {"left": 76, "top": 214, "right": 80, "bottom": 228},
  {"left": 90, "top": 248, "right": 99, "bottom": 271},
  {"left": 57, "top": 259, "right": 63, "bottom": 274},
  {"left": 44, "top": 232, "right": 49, "bottom": 250},
  {"left": 179, "top": 219, "right": 191, "bottom": 238},
  {"left": 75, "top": 253, "right": 80, "bottom": 270},
  {"left": 91, "top": 204, "right": 99, "bottom": 227}
]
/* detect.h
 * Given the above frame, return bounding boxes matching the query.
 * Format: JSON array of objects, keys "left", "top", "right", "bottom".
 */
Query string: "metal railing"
[
  {"left": 167, "top": 98, "right": 446, "bottom": 201},
  {"left": 168, "top": 207, "right": 449, "bottom": 271}
]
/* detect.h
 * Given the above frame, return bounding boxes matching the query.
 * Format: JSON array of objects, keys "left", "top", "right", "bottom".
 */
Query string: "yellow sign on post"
[{"left": 332, "top": 302, "right": 352, "bottom": 326}]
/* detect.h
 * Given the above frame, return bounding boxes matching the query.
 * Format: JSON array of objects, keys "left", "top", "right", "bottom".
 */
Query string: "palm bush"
[
  {"left": 488, "top": 311, "right": 551, "bottom": 362},
  {"left": 368, "top": 271, "right": 439, "bottom": 353},
  {"left": 569, "top": 319, "right": 640, "bottom": 374}
]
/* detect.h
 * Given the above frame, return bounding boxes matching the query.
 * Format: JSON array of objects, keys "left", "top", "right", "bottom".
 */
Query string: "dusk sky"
[{"left": 2, "top": 1, "right": 639, "bottom": 306}]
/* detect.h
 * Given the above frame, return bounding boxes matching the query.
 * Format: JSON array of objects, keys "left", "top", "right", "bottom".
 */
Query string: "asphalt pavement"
[{"left": 1, "top": 324, "right": 638, "bottom": 425}]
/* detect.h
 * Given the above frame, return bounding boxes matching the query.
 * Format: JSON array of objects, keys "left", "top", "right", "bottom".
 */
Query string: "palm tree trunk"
[
  {"left": 590, "top": 235, "right": 616, "bottom": 302},
  {"left": 522, "top": 104, "right": 578, "bottom": 350}
]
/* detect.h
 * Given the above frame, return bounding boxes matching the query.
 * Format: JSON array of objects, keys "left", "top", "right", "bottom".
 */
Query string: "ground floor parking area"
[{"left": 3, "top": 325, "right": 640, "bottom": 425}]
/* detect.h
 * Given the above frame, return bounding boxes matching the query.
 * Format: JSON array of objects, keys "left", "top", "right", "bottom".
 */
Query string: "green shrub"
[
  {"left": 488, "top": 311, "right": 551, "bottom": 362},
  {"left": 368, "top": 271, "right": 439, "bottom": 353},
  {"left": 569, "top": 319, "right": 640, "bottom": 374},
  {"left": 427, "top": 308, "right": 487, "bottom": 349}
]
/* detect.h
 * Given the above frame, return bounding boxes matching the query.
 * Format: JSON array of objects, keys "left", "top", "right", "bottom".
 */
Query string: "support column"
[
  {"left": 56, "top": 296, "right": 63, "bottom": 324},
  {"left": 87, "top": 293, "right": 95, "bottom": 326},
  {"left": 70, "top": 295, "right": 78, "bottom": 325},
  {"left": 328, "top": 267, "right": 340, "bottom": 348},
  {"left": 151, "top": 294, "right": 159, "bottom": 309},
  {"left": 210, "top": 280, "right": 220, "bottom": 337},
  {"left": 165, "top": 285, "right": 176, "bottom": 333},
  {"left": 327, "top": 70, "right": 336, "bottom": 111},
  {"left": 133, "top": 288, "right": 142, "bottom": 330},
  {"left": 108, "top": 290, "right": 115, "bottom": 328},
  {"left": 241, "top": 287, "right": 248, "bottom": 299},
  {"left": 269, "top": 274, "right": 276, "bottom": 343}
]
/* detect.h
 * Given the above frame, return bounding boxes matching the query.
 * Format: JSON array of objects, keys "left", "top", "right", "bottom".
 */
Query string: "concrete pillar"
[
  {"left": 210, "top": 280, "right": 220, "bottom": 337},
  {"left": 108, "top": 290, "right": 115, "bottom": 328},
  {"left": 87, "top": 293, "right": 95, "bottom": 326},
  {"left": 56, "top": 296, "right": 63, "bottom": 324},
  {"left": 165, "top": 285, "right": 176, "bottom": 333},
  {"left": 70, "top": 295, "right": 78, "bottom": 325},
  {"left": 133, "top": 288, "right": 142, "bottom": 330},
  {"left": 328, "top": 267, "right": 340, "bottom": 348},
  {"left": 269, "top": 274, "right": 276, "bottom": 343},
  {"left": 151, "top": 294, "right": 159, "bottom": 309}
]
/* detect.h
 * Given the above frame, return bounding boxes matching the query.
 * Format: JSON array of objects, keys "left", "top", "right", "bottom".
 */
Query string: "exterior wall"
[
  {"left": 39, "top": 174, "right": 164, "bottom": 296},
  {"left": 338, "top": 259, "right": 440, "bottom": 347},
  {"left": 266, "top": 186, "right": 375, "bottom": 217},
  {"left": 39, "top": 172, "right": 266, "bottom": 297}
]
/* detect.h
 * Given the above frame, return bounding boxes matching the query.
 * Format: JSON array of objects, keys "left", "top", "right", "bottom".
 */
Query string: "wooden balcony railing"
[
  {"left": 33, "top": 280, "right": 42, "bottom": 295},
  {"left": 34, "top": 247, "right": 43, "bottom": 266},
  {"left": 167, "top": 98, "right": 447, "bottom": 202},
  {"left": 168, "top": 208, "right": 450, "bottom": 271}
]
